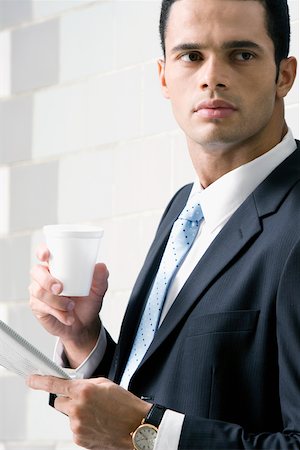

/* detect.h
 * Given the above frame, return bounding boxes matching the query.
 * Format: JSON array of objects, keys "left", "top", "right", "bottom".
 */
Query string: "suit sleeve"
[
  {"left": 178, "top": 238, "right": 300, "bottom": 449},
  {"left": 92, "top": 329, "right": 116, "bottom": 378}
]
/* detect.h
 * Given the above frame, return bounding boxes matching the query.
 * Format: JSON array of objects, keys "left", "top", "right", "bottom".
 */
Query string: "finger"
[
  {"left": 29, "top": 280, "right": 74, "bottom": 312},
  {"left": 27, "top": 375, "right": 75, "bottom": 396},
  {"left": 54, "top": 395, "right": 72, "bottom": 416},
  {"left": 30, "top": 264, "right": 63, "bottom": 295},
  {"left": 30, "top": 294, "right": 75, "bottom": 326},
  {"left": 36, "top": 243, "right": 50, "bottom": 262}
]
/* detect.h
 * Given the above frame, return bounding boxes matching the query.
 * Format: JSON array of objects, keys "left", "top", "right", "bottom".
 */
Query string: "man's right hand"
[{"left": 29, "top": 244, "right": 109, "bottom": 367}]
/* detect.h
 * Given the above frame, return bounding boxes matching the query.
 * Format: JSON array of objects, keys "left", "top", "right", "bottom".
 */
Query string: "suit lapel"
[
  {"left": 139, "top": 194, "right": 262, "bottom": 367},
  {"left": 115, "top": 143, "right": 300, "bottom": 382},
  {"left": 131, "top": 143, "right": 300, "bottom": 375}
]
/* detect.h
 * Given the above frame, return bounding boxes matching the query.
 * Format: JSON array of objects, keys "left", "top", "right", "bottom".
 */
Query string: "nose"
[{"left": 199, "top": 56, "right": 228, "bottom": 91}]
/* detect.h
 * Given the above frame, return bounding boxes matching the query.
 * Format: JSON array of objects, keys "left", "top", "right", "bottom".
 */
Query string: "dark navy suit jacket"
[{"left": 95, "top": 140, "right": 300, "bottom": 449}]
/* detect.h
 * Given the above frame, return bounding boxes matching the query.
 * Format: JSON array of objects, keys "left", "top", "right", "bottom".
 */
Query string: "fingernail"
[
  {"left": 51, "top": 283, "right": 61, "bottom": 295},
  {"left": 67, "top": 301, "right": 75, "bottom": 311}
]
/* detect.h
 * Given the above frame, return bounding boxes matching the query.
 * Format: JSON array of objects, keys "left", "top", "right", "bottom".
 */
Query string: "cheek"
[
  {"left": 167, "top": 74, "right": 196, "bottom": 113},
  {"left": 169, "top": 95, "right": 191, "bottom": 129},
  {"left": 244, "top": 83, "right": 277, "bottom": 117},
  {"left": 242, "top": 71, "right": 277, "bottom": 101},
  {"left": 166, "top": 84, "right": 191, "bottom": 121}
]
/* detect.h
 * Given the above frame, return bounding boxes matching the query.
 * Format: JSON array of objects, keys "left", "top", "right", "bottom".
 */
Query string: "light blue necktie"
[{"left": 120, "top": 195, "right": 203, "bottom": 388}]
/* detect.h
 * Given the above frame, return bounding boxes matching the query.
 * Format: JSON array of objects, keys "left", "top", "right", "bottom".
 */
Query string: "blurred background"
[{"left": 0, "top": 0, "right": 298, "bottom": 448}]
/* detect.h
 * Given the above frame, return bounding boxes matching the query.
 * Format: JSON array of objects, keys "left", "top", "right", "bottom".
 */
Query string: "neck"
[{"left": 188, "top": 118, "right": 288, "bottom": 189}]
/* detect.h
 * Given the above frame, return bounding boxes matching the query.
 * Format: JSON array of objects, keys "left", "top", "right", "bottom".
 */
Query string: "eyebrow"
[{"left": 171, "top": 40, "right": 262, "bottom": 54}]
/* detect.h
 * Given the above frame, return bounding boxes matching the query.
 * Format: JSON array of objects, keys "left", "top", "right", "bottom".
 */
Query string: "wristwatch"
[{"left": 131, "top": 404, "right": 166, "bottom": 450}]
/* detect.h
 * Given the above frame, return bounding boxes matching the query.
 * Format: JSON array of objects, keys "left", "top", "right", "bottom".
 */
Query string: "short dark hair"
[{"left": 159, "top": 0, "right": 290, "bottom": 70}]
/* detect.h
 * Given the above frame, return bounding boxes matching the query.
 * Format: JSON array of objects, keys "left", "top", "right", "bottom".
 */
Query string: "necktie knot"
[{"left": 179, "top": 197, "right": 203, "bottom": 223}]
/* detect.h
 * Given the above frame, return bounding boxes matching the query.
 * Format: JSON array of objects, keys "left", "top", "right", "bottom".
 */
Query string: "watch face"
[{"left": 132, "top": 424, "right": 158, "bottom": 450}]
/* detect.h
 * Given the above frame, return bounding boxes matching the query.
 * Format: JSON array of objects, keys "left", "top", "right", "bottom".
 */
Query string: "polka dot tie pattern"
[{"left": 120, "top": 197, "right": 204, "bottom": 389}]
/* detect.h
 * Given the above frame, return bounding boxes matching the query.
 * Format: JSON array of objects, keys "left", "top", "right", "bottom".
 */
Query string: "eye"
[
  {"left": 234, "top": 52, "right": 255, "bottom": 61},
  {"left": 180, "top": 52, "right": 202, "bottom": 62}
]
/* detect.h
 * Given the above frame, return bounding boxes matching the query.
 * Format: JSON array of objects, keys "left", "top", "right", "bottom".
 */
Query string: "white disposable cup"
[{"left": 43, "top": 224, "right": 104, "bottom": 297}]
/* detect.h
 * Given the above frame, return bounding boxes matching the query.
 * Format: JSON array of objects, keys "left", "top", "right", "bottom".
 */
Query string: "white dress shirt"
[{"left": 55, "top": 129, "right": 297, "bottom": 450}]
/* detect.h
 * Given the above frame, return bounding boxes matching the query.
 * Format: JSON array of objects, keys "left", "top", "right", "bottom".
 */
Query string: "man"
[{"left": 28, "top": 0, "right": 299, "bottom": 449}]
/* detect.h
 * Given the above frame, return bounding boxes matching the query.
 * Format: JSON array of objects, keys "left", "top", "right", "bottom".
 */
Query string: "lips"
[{"left": 194, "top": 99, "right": 237, "bottom": 119}]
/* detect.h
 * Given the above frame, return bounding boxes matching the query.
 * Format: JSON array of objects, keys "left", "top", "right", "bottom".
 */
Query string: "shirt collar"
[{"left": 189, "top": 129, "right": 297, "bottom": 232}]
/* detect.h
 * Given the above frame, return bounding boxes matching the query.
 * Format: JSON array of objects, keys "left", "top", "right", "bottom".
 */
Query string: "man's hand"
[
  {"left": 27, "top": 375, "right": 151, "bottom": 450},
  {"left": 29, "top": 244, "right": 109, "bottom": 367}
]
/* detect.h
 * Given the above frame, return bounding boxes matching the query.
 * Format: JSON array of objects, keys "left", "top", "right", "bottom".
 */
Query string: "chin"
[{"left": 192, "top": 132, "right": 238, "bottom": 149}]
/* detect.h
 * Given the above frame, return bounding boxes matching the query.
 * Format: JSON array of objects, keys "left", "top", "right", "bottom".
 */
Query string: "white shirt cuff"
[
  {"left": 53, "top": 325, "right": 107, "bottom": 379},
  {"left": 154, "top": 409, "right": 185, "bottom": 450}
]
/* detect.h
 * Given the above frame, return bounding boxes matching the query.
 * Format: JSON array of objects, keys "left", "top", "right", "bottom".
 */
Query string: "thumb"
[{"left": 91, "top": 263, "right": 109, "bottom": 297}]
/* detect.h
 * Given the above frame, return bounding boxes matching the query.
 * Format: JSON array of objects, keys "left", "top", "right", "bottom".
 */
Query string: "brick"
[
  {"left": 289, "top": 0, "right": 299, "bottom": 21},
  {"left": 0, "top": 0, "right": 32, "bottom": 30},
  {"left": 0, "top": 167, "right": 9, "bottom": 234},
  {"left": 113, "top": 135, "right": 172, "bottom": 216},
  {"left": 0, "top": 235, "right": 30, "bottom": 302},
  {"left": 286, "top": 74, "right": 300, "bottom": 107},
  {"left": 30, "top": 228, "right": 44, "bottom": 267},
  {"left": 107, "top": 215, "right": 154, "bottom": 293},
  {"left": 32, "top": 0, "right": 88, "bottom": 20},
  {"left": 0, "top": 376, "right": 28, "bottom": 440},
  {"left": 139, "top": 211, "right": 164, "bottom": 264},
  {"left": 60, "top": 2, "right": 115, "bottom": 82},
  {"left": 58, "top": 149, "right": 114, "bottom": 223},
  {"left": 11, "top": 20, "right": 59, "bottom": 94},
  {"left": 33, "top": 83, "right": 88, "bottom": 158},
  {"left": 285, "top": 21, "right": 299, "bottom": 107},
  {"left": 105, "top": 212, "right": 172, "bottom": 297},
  {"left": 286, "top": 105, "right": 300, "bottom": 137},
  {"left": 290, "top": 21, "right": 299, "bottom": 56},
  {"left": 4, "top": 445, "right": 55, "bottom": 450},
  {"left": 115, "top": 1, "right": 161, "bottom": 68},
  {"left": 0, "top": 30, "right": 11, "bottom": 97},
  {"left": 10, "top": 162, "right": 58, "bottom": 232},
  {"left": 142, "top": 62, "right": 178, "bottom": 135},
  {"left": 0, "top": 95, "right": 32, "bottom": 164},
  {"left": 87, "top": 68, "right": 142, "bottom": 147}
]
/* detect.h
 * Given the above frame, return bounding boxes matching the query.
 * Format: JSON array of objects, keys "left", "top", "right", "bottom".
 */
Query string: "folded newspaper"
[{"left": 0, "top": 318, "right": 71, "bottom": 379}]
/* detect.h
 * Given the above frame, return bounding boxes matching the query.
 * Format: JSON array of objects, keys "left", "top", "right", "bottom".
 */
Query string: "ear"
[
  {"left": 276, "top": 56, "right": 297, "bottom": 98},
  {"left": 157, "top": 59, "right": 170, "bottom": 99}
]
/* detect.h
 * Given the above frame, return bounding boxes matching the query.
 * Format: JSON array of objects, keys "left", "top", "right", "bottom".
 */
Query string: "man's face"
[{"left": 159, "top": 0, "right": 284, "bottom": 152}]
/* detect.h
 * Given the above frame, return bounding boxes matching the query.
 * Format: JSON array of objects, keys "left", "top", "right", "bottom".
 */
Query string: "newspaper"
[{"left": 0, "top": 319, "right": 71, "bottom": 379}]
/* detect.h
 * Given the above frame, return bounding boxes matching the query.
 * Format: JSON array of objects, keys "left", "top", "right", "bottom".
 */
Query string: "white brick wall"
[
  {"left": 59, "top": 2, "right": 115, "bottom": 81},
  {"left": 0, "top": 1, "right": 298, "bottom": 448}
]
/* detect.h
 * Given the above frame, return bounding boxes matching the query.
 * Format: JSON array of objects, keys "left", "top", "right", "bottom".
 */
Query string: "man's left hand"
[{"left": 27, "top": 375, "right": 151, "bottom": 450}]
